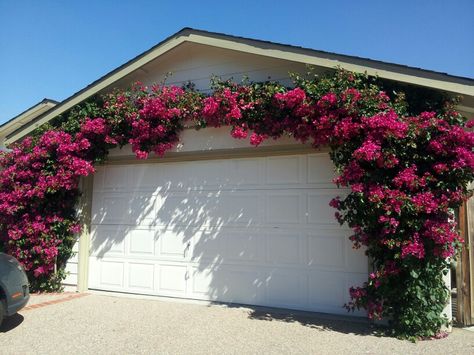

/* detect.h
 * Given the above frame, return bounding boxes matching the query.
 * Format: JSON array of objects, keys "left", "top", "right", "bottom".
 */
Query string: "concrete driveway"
[{"left": 1, "top": 293, "right": 473, "bottom": 354}]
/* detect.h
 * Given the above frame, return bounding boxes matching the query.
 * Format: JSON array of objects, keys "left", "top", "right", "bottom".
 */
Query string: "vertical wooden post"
[
  {"left": 77, "top": 176, "right": 94, "bottom": 292},
  {"left": 469, "top": 194, "right": 474, "bottom": 323},
  {"left": 457, "top": 200, "right": 473, "bottom": 325}
]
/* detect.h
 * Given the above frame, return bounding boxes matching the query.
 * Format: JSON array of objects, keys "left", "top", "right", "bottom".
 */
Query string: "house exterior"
[{"left": 1, "top": 29, "right": 474, "bottom": 318}]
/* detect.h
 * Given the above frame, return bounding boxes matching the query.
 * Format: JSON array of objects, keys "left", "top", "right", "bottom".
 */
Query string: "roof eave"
[
  {"left": 0, "top": 100, "right": 57, "bottom": 141},
  {"left": 4, "top": 28, "right": 474, "bottom": 144}
]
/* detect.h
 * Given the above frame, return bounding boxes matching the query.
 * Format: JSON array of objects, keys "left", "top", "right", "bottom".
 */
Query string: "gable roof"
[
  {"left": 0, "top": 99, "right": 58, "bottom": 144},
  {"left": 3, "top": 28, "right": 474, "bottom": 145}
]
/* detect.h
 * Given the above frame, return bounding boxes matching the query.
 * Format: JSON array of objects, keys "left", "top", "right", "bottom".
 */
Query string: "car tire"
[{"left": 0, "top": 299, "right": 4, "bottom": 327}]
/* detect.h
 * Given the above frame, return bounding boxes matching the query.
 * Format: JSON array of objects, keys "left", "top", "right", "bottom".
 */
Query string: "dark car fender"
[{"left": 0, "top": 253, "right": 30, "bottom": 316}]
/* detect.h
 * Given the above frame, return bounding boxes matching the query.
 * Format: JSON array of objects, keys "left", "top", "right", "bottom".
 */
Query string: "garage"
[{"left": 88, "top": 151, "right": 368, "bottom": 314}]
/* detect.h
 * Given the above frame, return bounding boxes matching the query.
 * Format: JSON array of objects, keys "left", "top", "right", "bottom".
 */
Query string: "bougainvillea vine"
[{"left": 0, "top": 70, "right": 473, "bottom": 339}]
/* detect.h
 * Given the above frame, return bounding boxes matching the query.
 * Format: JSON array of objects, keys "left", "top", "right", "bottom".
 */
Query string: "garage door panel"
[
  {"left": 129, "top": 165, "right": 161, "bottom": 191},
  {"left": 192, "top": 229, "right": 264, "bottom": 264},
  {"left": 266, "top": 232, "right": 303, "bottom": 265},
  {"left": 307, "top": 233, "right": 346, "bottom": 269},
  {"left": 92, "top": 194, "right": 129, "bottom": 224},
  {"left": 158, "top": 264, "right": 187, "bottom": 295},
  {"left": 191, "top": 230, "right": 223, "bottom": 263},
  {"left": 129, "top": 229, "right": 156, "bottom": 256},
  {"left": 191, "top": 161, "right": 228, "bottom": 186},
  {"left": 220, "top": 267, "right": 262, "bottom": 304},
  {"left": 307, "top": 154, "right": 337, "bottom": 186},
  {"left": 90, "top": 225, "right": 127, "bottom": 258},
  {"left": 157, "top": 230, "right": 189, "bottom": 260},
  {"left": 266, "top": 192, "right": 303, "bottom": 225},
  {"left": 93, "top": 167, "right": 105, "bottom": 190},
  {"left": 265, "top": 155, "right": 304, "bottom": 185},
  {"left": 266, "top": 270, "right": 308, "bottom": 307},
  {"left": 217, "top": 193, "right": 261, "bottom": 226},
  {"left": 228, "top": 158, "right": 262, "bottom": 186},
  {"left": 307, "top": 191, "right": 345, "bottom": 225},
  {"left": 155, "top": 192, "right": 216, "bottom": 227},
  {"left": 190, "top": 267, "right": 214, "bottom": 297},
  {"left": 94, "top": 165, "right": 129, "bottom": 191},
  {"left": 223, "top": 231, "right": 261, "bottom": 262},
  {"left": 155, "top": 193, "right": 200, "bottom": 227},
  {"left": 309, "top": 271, "right": 346, "bottom": 308},
  {"left": 155, "top": 191, "right": 261, "bottom": 227},
  {"left": 128, "top": 263, "right": 155, "bottom": 290},
  {"left": 300, "top": 270, "right": 367, "bottom": 313},
  {"left": 129, "top": 194, "right": 157, "bottom": 226},
  {"left": 159, "top": 161, "right": 225, "bottom": 188},
  {"left": 159, "top": 159, "right": 263, "bottom": 189},
  {"left": 345, "top": 244, "right": 369, "bottom": 273},
  {"left": 89, "top": 153, "right": 368, "bottom": 315},
  {"left": 88, "top": 258, "right": 100, "bottom": 287},
  {"left": 92, "top": 193, "right": 157, "bottom": 226},
  {"left": 190, "top": 266, "right": 263, "bottom": 304},
  {"left": 100, "top": 261, "right": 124, "bottom": 287}
]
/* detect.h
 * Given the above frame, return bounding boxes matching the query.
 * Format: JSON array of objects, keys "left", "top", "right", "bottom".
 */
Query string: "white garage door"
[{"left": 89, "top": 153, "right": 367, "bottom": 314}]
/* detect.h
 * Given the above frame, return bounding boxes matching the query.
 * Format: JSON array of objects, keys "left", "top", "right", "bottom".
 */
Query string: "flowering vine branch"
[{"left": 0, "top": 70, "right": 473, "bottom": 339}]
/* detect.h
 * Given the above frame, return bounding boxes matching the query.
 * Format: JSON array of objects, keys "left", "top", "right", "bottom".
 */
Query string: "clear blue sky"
[{"left": 1, "top": 0, "right": 473, "bottom": 124}]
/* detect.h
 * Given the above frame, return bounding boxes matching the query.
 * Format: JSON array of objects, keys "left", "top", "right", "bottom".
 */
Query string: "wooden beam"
[
  {"left": 468, "top": 195, "right": 474, "bottom": 322},
  {"left": 457, "top": 200, "right": 473, "bottom": 325},
  {"left": 77, "top": 176, "right": 94, "bottom": 292}
]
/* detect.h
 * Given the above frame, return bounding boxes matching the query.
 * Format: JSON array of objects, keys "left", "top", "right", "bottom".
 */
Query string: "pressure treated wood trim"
[
  {"left": 458, "top": 200, "right": 473, "bottom": 325},
  {"left": 105, "top": 145, "right": 325, "bottom": 165},
  {"left": 468, "top": 195, "right": 474, "bottom": 322},
  {"left": 77, "top": 176, "right": 94, "bottom": 292},
  {"left": 456, "top": 205, "right": 463, "bottom": 324}
]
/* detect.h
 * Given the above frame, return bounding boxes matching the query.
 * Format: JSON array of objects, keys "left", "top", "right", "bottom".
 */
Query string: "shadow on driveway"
[
  {"left": 0, "top": 313, "right": 24, "bottom": 333},
  {"left": 244, "top": 306, "right": 383, "bottom": 336}
]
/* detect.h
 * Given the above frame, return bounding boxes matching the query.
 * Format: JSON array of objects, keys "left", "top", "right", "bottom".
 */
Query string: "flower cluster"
[
  {"left": 0, "top": 129, "right": 96, "bottom": 289},
  {"left": 128, "top": 86, "right": 188, "bottom": 159}
]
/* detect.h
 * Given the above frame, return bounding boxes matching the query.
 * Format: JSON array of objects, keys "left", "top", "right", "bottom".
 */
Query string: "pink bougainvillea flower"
[
  {"left": 353, "top": 139, "right": 382, "bottom": 161},
  {"left": 249, "top": 132, "right": 266, "bottom": 146},
  {"left": 231, "top": 126, "right": 248, "bottom": 139},
  {"left": 33, "top": 266, "right": 47, "bottom": 278}
]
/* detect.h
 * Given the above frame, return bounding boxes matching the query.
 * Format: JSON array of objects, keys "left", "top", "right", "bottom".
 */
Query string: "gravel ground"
[{"left": 1, "top": 293, "right": 473, "bottom": 354}]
